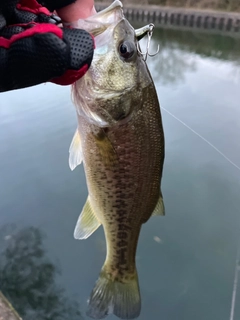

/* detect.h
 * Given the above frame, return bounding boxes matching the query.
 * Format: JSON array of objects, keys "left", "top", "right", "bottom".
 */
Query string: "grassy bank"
[{"left": 98, "top": 0, "right": 240, "bottom": 12}]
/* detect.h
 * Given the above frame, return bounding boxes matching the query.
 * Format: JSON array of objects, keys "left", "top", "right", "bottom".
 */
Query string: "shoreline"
[
  {"left": 0, "top": 291, "right": 22, "bottom": 320},
  {"left": 95, "top": 2, "right": 240, "bottom": 35}
]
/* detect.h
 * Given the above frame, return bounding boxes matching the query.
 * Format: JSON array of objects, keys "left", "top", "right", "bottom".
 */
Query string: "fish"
[{"left": 69, "top": 1, "right": 165, "bottom": 319}]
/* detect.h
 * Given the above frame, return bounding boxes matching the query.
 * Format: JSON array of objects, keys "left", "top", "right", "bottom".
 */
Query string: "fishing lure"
[{"left": 135, "top": 23, "right": 160, "bottom": 61}]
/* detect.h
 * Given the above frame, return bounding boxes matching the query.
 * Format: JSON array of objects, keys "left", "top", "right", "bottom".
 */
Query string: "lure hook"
[{"left": 136, "top": 23, "right": 159, "bottom": 61}]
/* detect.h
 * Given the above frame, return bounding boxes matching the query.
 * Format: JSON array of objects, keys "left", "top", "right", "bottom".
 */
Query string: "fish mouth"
[
  {"left": 92, "top": 2, "right": 156, "bottom": 41},
  {"left": 96, "top": 0, "right": 123, "bottom": 17},
  {"left": 95, "top": 1, "right": 155, "bottom": 42},
  {"left": 69, "top": 0, "right": 124, "bottom": 36},
  {"left": 70, "top": 0, "right": 154, "bottom": 41}
]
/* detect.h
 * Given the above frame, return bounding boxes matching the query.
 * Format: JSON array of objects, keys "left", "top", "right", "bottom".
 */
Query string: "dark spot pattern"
[{"left": 77, "top": 83, "right": 164, "bottom": 282}]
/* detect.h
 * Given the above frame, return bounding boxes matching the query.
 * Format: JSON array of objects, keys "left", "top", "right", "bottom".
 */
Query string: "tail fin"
[{"left": 86, "top": 268, "right": 141, "bottom": 319}]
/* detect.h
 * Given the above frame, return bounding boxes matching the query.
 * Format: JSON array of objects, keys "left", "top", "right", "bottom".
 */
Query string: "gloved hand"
[{"left": 0, "top": 0, "right": 95, "bottom": 92}]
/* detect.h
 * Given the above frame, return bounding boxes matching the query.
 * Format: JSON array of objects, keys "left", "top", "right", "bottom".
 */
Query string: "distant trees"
[{"left": 0, "top": 226, "right": 83, "bottom": 320}]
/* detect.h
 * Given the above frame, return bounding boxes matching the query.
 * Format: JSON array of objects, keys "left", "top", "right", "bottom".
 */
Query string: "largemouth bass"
[{"left": 69, "top": 1, "right": 165, "bottom": 318}]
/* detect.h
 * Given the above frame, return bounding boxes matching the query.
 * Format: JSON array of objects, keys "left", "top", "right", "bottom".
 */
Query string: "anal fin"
[{"left": 74, "top": 197, "right": 101, "bottom": 240}]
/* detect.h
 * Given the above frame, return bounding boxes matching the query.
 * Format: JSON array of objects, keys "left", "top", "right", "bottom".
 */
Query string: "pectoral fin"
[
  {"left": 94, "top": 129, "right": 118, "bottom": 167},
  {"left": 152, "top": 195, "right": 165, "bottom": 217},
  {"left": 74, "top": 197, "right": 101, "bottom": 240},
  {"left": 69, "top": 129, "right": 83, "bottom": 171}
]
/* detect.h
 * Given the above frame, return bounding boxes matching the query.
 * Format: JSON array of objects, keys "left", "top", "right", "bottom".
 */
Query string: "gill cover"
[{"left": 72, "top": 0, "right": 152, "bottom": 128}]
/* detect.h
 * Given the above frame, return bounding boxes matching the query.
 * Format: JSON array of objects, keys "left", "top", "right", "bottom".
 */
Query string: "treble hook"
[{"left": 136, "top": 23, "right": 160, "bottom": 61}]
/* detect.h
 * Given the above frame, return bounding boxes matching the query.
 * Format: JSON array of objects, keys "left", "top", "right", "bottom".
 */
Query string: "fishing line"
[
  {"left": 229, "top": 245, "right": 240, "bottom": 320},
  {"left": 161, "top": 106, "right": 240, "bottom": 172},
  {"left": 161, "top": 106, "right": 240, "bottom": 320}
]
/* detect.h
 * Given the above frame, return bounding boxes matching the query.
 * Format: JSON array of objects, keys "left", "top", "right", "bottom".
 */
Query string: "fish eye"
[{"left": 118, "top": 41, "right": 135, "bottom": 60}]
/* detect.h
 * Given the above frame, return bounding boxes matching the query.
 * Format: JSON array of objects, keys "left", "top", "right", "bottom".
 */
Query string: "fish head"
[{"left": 72, "top": 0, "right": 152, "bottom": 127}]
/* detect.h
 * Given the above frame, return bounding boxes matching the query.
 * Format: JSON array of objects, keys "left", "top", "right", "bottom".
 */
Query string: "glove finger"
[
  {"left": 0, "top": 25, "right": 25, "bottom": 39},
  {"left": 2, "top": 0, "right": 54, "bottom": 25},
  {"left": 0, "top": 24, "right": 94, "bottom": 90},
  {"left": 13, "top": 9, "right": 40, "bottom": 24},
  {"left": 0, "top": 1, "right": 18, "bottom": 11},
  {"left": 0, "top": 29, "right": 68, "bottom": 91},
  {"left": 37, "top": 0, "right": 76, "bottom": 12},
  {"left": 52, "top": 28, "right": 94, "bottom": 85},
  {"left": 0, "top": 13, "right": 6, "bottom": 29},
  {"left": 63, "top": 28, "right": 94, "bottom": 70}
]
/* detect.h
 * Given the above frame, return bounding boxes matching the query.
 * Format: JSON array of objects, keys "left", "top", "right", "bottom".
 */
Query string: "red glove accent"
[
  {"left": 17, "top": 0, "right": 50, "bottom": 15},
  {"left": 51, "top": 64, "right": 89, "bottom": 85},
  {"left": 0, "top": 0, "right": 94, "bottom": 91},
  {"left": 0, "top": 23, "right": 62, "bottom": 49}
]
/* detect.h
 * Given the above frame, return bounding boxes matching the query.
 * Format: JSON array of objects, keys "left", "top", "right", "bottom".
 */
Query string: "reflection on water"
[
  {"left": 139, "top": 27, "right": 240, "bottom": 85},
  {"left": 0, "top": 27, "right": 240, "bottom": 320},
  {"left": 0, "top": 225, "right": 83, "bottom": 320},
  {"left": 154, "top": 28, "right": 240, "bottom": 62},
  {"left": 139, "top": 28, "right": 197, "bottom": 85}
]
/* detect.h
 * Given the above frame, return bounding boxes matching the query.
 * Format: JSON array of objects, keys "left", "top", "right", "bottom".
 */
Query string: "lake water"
[{"left": 0, "top": 26, "right": 240, "bottom": 320}]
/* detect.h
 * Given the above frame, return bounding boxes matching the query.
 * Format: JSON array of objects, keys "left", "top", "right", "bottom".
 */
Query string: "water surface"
[{"left": 0, "top": 27, "right": 240, "bottom": 320}]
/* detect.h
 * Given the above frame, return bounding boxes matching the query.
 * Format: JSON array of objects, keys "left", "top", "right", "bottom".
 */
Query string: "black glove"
[
  {"left": 0, "top": 0, "right": 95, "bottom": 92},
  {"left": 38, "top": 0, "right": 76, "bottom": 11}
]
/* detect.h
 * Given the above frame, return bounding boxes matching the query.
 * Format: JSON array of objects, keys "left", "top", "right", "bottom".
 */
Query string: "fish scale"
[{"left": 69, "top": 1, "right": 165, "bottom": 319}]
